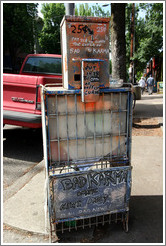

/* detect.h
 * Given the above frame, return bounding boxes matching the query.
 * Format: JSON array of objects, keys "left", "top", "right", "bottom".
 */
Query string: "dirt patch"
[{"left": 132, "top": 118, "right": 163, "bottom": 136}]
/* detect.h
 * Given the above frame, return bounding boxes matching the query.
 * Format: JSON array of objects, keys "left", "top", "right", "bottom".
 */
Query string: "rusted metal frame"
[
  {"left": 46, "top": 95, "right": 52, "bottom": 167},
  {"left": 50, "top": 166, "right": 131, "bottom": 227},
  {"left": 61, "top": 221, "right": 64, "bottom": 234},
  {"left": 126, "top": 91, "right": 132, "bottom": 164},
  {"left": 128, "top": 92, "right": 133, "bottom": 164},
  {"left": 69, "top": 220, "right": 71, "bottom": 232},
  {"left": 41, "top": 86, "right": 52, "bottom": 241},
  {"left": 50, "top": 165, "right": 131, "bottom": 180},
  {"left": 110, "top": 93, "right": 113, "bottom": 159},
  {"left": 48, "top": 132, "right": 127, "bottom": 141},
  {"left": 48, "top": 132, "right": 127, "bottom": 140},
  {"left": 46, "top": 91, "right": 132, "bottom": 235},
  {"left": 45, "top": 87, "right": 131, "bottom": 96},
  {"left": 49, "top": 179, "right": 57, "bottom": 242},
  {"left": 96, "top": 216, "right": 98, "bottom": 226},
  {"left": 41, "top": 86, "right": 49, "bottom": 173},
  {"left": 109, "top": 213, "right": 111, "bottom": 224},
  {"left": 55, "top": 94, "right": 61, "bottom": 165},
  {"left": 126, "top": 166, "right": 132, "bottom": 203},
  {"left": 94, "top": 103, "right": 96, "bottom": 158},
  {"left": 54, "top": 214, "right": 127, "bottom": 232},
  {"left": 83, "top": 218, "right": 85, "bottom": 229},
  {"left": 102, "top": 215, "right": 105, "bottom": 225},
  {"left": 55, "top": 213, "right": 125, "bottom": 232},
  {"left": 126, "top": 92, "right": 130, "bottom": 159},
  {"left": 122, "top": 211, "right": 129, "bottom": 232},
  {"left": 102, "top": 93, "right": 104, "bottom": 167},
  {"left": 47, "top": 108, "right": 127, "bottom": 117},
  {"left": 65, "top": 95, "right": 70, "bottom": 165},
  {"left": 53, "top": 223, "right": 57, "bottom": 242},
  {"left": 100, "top": 88, "right": 131, "bottom": 93},
  {"left": 49, "top": 153, "right": 129, "bottom": 166},
  {"left": 118, "top": 92, "right": 122, "bottom": 156},
  {"left": 52, "top": 207, "right": 129, "bottom": 224},
  {"left": 89, "top": 217, "right": 91, "bottom": 228},
  {"left": 75, "top": 219, "right": 77, "bottom": 230},
  {"left": 75, "top": 94, "right": 78, "bottom": 160},
  {"left": 84, "top": 103, "right": 87, "bottom": 159},
  {"left": 49, "top": 154, "right": 130, "bottom": 171},
  {"left": 81, "top": 60, "right": 84, "bottom": 102},
  {"left": 115, "top": 213, "right": 118, "bottom": 223}
]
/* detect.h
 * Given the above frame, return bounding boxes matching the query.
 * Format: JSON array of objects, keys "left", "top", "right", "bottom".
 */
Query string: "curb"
[
  {"left": 3, "top": 160, "right": 45, "bottom": 202},
  {"left": 3, "top": 222, "right": 49, "bottom": 237}
]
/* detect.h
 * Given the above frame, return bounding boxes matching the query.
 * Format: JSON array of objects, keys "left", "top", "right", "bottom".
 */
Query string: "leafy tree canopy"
[
  {"left": 3, "top": 3, "right": 38, "bottom": 71},
  {"left": 39, "top": 3, "right": 65, "bottom": 54},
  {"left": 126, "top": 3, "right": 163, "bottom": 78},
  {"left": 75, "top": 3, "right": 110, "bottom": 17}
]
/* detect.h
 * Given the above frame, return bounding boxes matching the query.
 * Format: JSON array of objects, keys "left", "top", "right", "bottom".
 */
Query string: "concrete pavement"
[
  {"left": 3, "top": 135, "right": 163, "bottom": 233},
  {"left": 3, "top": 92, "right": 164, "bottom": 243},
  {"left": 3, "top": 162, "right": 47, "bottom": 234}
]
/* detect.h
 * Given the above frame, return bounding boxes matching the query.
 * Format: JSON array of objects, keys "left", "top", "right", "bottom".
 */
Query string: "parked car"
[{"left": 3, "top": 54, "right": 62, "bottom": 128}]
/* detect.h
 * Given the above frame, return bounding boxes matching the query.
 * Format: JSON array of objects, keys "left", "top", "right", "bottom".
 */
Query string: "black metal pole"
[{"left": 65, "top": 3, "right": 75, "bottom": 15}]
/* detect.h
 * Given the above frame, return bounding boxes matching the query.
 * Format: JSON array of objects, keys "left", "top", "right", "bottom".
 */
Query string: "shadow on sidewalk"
[
  {"left": 3, "top": 127, "right": 43, "bottom": 162},
  {"left": 141, "top": 94, "right": 163, "bottom": 100},
  {"left": 57, "top": 195, "right": 163, "bottom": 243},
  {"left": 133, "top": 103, "right": 163, "bottom": 119}
]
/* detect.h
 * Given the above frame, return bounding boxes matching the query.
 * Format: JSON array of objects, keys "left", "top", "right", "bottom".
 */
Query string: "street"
[{"left": 2, "top": 92, "right": 164, "bottom": 243}]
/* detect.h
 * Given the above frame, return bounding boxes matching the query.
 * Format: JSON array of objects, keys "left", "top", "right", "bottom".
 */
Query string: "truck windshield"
[{"left": 22, "top": 57, "right": 62, "bottom": 74}]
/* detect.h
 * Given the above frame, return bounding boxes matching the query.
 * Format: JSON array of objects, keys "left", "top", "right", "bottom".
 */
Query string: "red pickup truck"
[{"left": 3, "top": 54, "right": 62, "bottom": 128}]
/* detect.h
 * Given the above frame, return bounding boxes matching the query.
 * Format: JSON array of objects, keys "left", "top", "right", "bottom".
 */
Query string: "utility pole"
[{"left": 65, "top": 3, "right": 75, "bottom": 15}]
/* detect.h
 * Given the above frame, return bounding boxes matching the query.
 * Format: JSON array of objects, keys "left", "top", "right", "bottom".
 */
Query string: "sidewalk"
[
  {"left": 3, "top": 92, "right": 164, "bottom": 243},
  {"left": 3, "top": 161, "right": 47, "bottom": 234},
  {"left": 3, "top": 135, "right": 163, "bottom": 230}
]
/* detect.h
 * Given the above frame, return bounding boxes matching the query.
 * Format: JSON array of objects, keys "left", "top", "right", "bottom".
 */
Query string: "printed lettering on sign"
[{"left": 53, "top": 167, "right": 131, "bottom": 221}]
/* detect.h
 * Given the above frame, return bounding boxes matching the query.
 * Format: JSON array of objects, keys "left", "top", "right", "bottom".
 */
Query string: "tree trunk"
[{"left": 111, "top": 3, "right": 126, "bottom": 82}]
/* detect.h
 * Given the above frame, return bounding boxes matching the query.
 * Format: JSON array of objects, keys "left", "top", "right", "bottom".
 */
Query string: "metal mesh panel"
[
  {"left": 42, "top": 87, "right": 132, "bottom": 242},
  {"left": 46, "top": 92, "right": 130, "bottom": 168}
]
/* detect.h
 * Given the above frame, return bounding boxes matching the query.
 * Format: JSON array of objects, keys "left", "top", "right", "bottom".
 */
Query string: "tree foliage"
[
  {"left": 3, "top": 2, "right": 163, "bottom": 77},
  {"left": 136, "top": 4, "right": 163, "bottom": 60},
  {"left": 39, "top": 3, "right": 65, "bottom": 54},
  {"left": 3, "top": 3, "right": 38, "bottom": 71},
  {"left": 75, "top": 3, "right": 110, "bottom": 17},
  {"left": 75, "top": 3, "right": 93, "bottom": 16},
  {"left": 126, "top": 3, "right": 163, "bottom": 79}
]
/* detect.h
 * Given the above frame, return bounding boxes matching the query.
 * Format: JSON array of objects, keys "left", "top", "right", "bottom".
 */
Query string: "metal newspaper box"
[
  {"left": 41, "top": 15, "right": 132, "bottom": 242},
  {"left": 60, "top": 16, "right": 110, "bottom": 90},
  {"left": 41, "top": 86, "right": 132, "bottom": 242}
]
